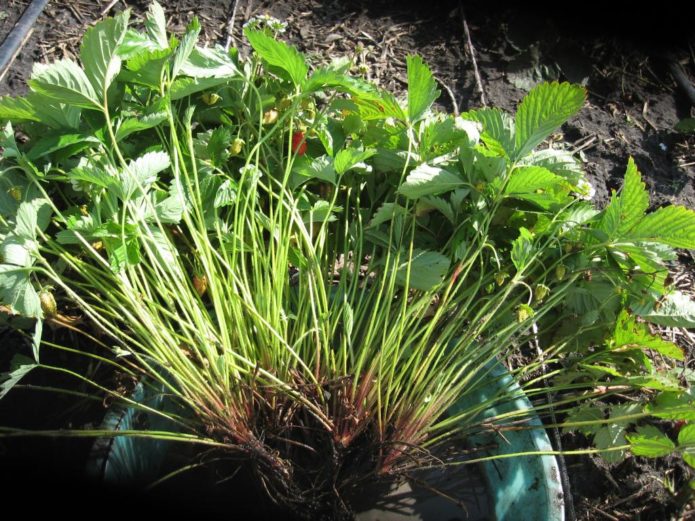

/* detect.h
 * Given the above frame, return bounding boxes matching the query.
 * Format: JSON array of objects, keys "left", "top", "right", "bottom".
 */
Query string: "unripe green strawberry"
[
  {"left": 516, "top": 304, "right": 534, "bottom": 323},
  {"left": 277, "top": 97, "right": 292, "bottom": 111},
  {"left": 534, "top": 284, "right": 550, "bottom": 303},
  {"left": 555, "top": 264, "right": 567, "bottom": 281},
  {"left": 229, "top": 138, "right": 245, "bottom": 156},
  {"left": 39, "top": 289, "right": 57, "bottom": 317},
  {"left": 494, "top": 271, "right": 508, "bottom": 286},
  {"left": 202, "top": 92, "right": 221, "bottom": 105},
  {"left": 8, "top": 186, "right": 22, "bottom": 201}
]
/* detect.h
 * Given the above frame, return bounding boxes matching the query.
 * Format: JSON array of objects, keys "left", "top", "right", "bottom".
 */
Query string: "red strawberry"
[
  {"left": 291, "top": 131, "right": 307, "bottom": 155},
  {"left": 674, "top": 419, "right": 687, "bottom": 434}
]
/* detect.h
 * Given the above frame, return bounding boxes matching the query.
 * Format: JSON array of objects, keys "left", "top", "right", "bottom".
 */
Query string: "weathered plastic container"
[{"left": 88, "top": 361, "right": 564, "bottom": 521}]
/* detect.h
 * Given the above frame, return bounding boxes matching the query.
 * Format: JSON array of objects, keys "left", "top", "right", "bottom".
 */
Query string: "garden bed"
[{"left": 0, "top": 1, "right": 693, "bottom": 519}]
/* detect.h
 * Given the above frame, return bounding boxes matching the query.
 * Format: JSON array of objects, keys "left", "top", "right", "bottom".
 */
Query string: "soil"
[{"left": 1, "top": 0, "right": 694, "bottom": 519}]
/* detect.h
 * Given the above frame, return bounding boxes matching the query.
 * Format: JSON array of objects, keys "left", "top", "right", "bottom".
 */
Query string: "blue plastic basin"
[{"left": 88, "top": 361, "right": 564, "bottom": 521}]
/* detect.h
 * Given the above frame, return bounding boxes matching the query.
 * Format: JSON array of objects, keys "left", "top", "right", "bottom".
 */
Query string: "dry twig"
[
  {"left": 224, "top": 0, "right": 240, "bottom": 51},
  {"left": 459, "top": 2, "right": 486, "bottom": 107},
  {"left": 435, "top": 76, "right": 459, "bottom": 116},
  {"left": 100, "top": 0, "right": 121, "bottom": 18}
]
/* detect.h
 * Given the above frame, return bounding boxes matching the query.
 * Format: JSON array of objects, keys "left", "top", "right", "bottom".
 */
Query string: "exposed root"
[{"left": 190, "top": 373, "right": 446, "bottom": 519}]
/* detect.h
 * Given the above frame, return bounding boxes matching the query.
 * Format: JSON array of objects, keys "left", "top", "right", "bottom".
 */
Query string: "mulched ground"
[{"left": 1, "top": 1, "right": 694, "bottom": 519}]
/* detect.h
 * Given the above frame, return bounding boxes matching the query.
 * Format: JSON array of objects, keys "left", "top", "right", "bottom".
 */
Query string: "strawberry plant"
[{"left": 1, "top": 2, "right": 694, "bottom": 516}]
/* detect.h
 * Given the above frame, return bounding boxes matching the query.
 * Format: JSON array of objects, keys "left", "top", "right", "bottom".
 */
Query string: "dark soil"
[{"left": 1, "top": 0, "right": 694, "bottom": 519}]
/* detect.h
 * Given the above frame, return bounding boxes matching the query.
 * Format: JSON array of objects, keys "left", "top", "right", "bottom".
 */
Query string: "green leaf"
[
  {"left": 94, "top": 222, "right": 141, "bottom": 271},
  {"left": 1, "top": 235, "right": 32, "bottom": 267},
  {"left": 371, "top": 148, "right": 417, "bottom": 173},
  {"left": 613, "top": 309, "right": 684, "bottom": 360},
  {"left": 503, "top": 165, "right": 572, "bottom": 209},
  {"left": 180, "top": 46, "right": 238, "bottom": 78},
  {"left": 453, "top": 239, "right": 468, "bottom": 261},
  {"left": 464, "top": 108, "right": 515, "bottom": 157},
  {"left": 117, "top": 29, "right": 163, "bottom": 60},
  {"left": 26, "top": 133, "right": 99, "bottom": 161},
  {"left": 450, "top": 188, "right": 471, "bottom": 210},
  {"left": 15, "top": 198, "right": 51, "bottom": 239},
  {"left": 302, "top": 200, "right": 340, "bottom": 225},
  {"left": 305, "top": 66, "right": 375, "bottom": 96},
  {"left": 624, "top": 373, "right": 682, "bottom": 392},
  {"left": 145, "top": 1, "right": 169, "bottom": 49},
  {"left": 395, "top": 249, "right": 450, "bottom": 291},
  {"left": 617, "top": 158, "right": 649, "bottom": 234},
  {"left": 29, "top": 60, "right": 100, "bottom": 110},
  {"left": 119, "top": 151, "right": 170, "bottom": 199},
  {"left": 156, "top": 182, "right": 185, "bottom": 223},
  {"left": 0, "top": 169, "right": 27, "bottom": 217},
  {"left": 520, "top": 148, "right": 584, "bottom": 184},
  {"left": 314, "top": 117, "right": 340, "bottom": 156},
  {"left": 0, "top": 94, "right": 82, "bottom": 129},
  {"left": 291, "top": 155, "right": 336, "bottom": 188},
  {"left": 368, "top": 202, "right": 408, "bottom": 228},
  {"left": 422, "top": 115, "right": 480, "bottom": 151},
  {"left": 68, "top": 164, "right": 117, "bottom": 191},
  {"left": 143, "top": 225, "right": 177, "bottom": 266},
  {"left": 648, "top": 390, "right": 695, "bottom": 421},
  {"left": 419, "top": 196, "right": 455, "bottom": 223},
  {"left": 627, "top": 205, "right": 695, "bottom": 249},
  {"left": 634, "top": 291, "right": 695, "bottom": 328},
  {"left": 612, "top": 241, "right": 675, "bottom": 274},
  {"left": 627, "top": 425, "right": 675, "bottom": 457},
  {"left": 206, "top": 126, "right": 232, "bottom": 167},
  {"left": 55, "top": 210, "right": 100, "bottom": 244},
  {"left": 594, "top": 423, "right": 627, "bottom": 464},
  {"left": 406, "top": 55, "right": 439, "bottom": 123},
  {"left": 678, "top": 424, "right": 695, "bottom": 468},
  {"left": 0, "top": 354, "right": 38, "bottom": 400},
  {"left": 353, "top": 91, "right": 406, "bottom": 121},
  {"left": 244, "top": 29, "right": 307, "bottom": 86},
  {"left": 594, "top": 403, "right": 641, "bottom": 464},
  {"left": 334, "top": 147, "right": 376, "bottom": 175},
  {"left": 0, "top": 122, "right": 20, "bottom": 159},
  {"left": 511, "top": 227, "right": 535, "bottom": 272},
  {"left": 398, "top": 164, "right": 464, "bottom": 199},
  {"left": 562, "top": 404, "right": 604, "bottom": 435},
  {"left": 120, "top": 48, "right": 171, "bottom": 88},
  {"left": 0, "top": 96, "right": 41, "bottom": 123},
  {"left": 598, "top": 158, "right": 649, "bottom": 237},
  {"left": 214, "top": 179, "right": 237, "bottom": 208},
  {"left": 80, "top": 10, "right": 130, "bottom": 101},
  {"left": 610, "top": 403, "right": 642, "bottom": 427},
  {"left": 559, "top": 202, "right": 599, "bottom": 232},
  {"left": 675, "top": 118, "right": 695, "bottom": 134},
  {"left": 30, "top": 95, "right": 82, "bottom": 129},
  {"left": 172, "top": 18, "right": 202, "bottom": 79},
  {"left": 514, "top": 82, "right": 585, "bottom": 159},
  {"left": 472, "top": 150, "right": 506, "bottom": 182},
  {"left": 0, "top": 264, "right": 42, "bottom": 318},
  {"left": 170, "top": 76, "right": 232, "bottom": 100},
  {"left": 115, "top": 110, "right": 168, "bottom": 142}
]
